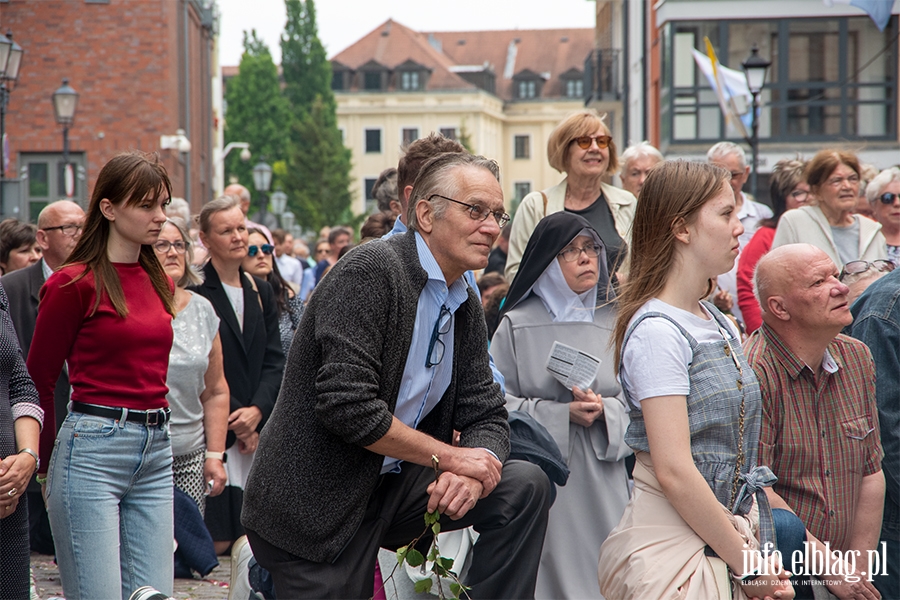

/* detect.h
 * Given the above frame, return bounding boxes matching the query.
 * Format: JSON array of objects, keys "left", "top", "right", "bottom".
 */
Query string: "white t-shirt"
[
  {"left": 223, "top": 282, "right": 244, "bottom": 331},
  {"left": 620, "top": 298, "right": 740, "bottom": 407}
]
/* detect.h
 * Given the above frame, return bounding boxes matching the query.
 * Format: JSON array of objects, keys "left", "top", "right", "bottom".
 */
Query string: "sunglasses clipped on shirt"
[{"left": 248, "top": 244, "right": 275, "bottom": 257}]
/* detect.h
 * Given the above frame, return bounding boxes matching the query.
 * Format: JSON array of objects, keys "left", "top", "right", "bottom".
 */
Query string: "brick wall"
[{"left": 0, "top": 0, "right": 214, "bottom": 212}]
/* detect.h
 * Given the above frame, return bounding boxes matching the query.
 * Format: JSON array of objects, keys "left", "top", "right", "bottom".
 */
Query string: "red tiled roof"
[
  {"left": 429, "top": 28, "right": 594, "bottom": 99},
  {"left": 331, "top": 20, "right": 477, "bottom": 92},
  {"left": 330, "top": 19, "right": 594, "bottom": 101}
]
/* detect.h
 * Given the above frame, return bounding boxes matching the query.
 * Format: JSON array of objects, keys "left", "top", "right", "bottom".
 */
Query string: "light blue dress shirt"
[
  {"left": 382, "top": 221, "right": 506, "bottom": 394},
  {"left": 382, "top": 232, "right": 471, "bottom": 474}
]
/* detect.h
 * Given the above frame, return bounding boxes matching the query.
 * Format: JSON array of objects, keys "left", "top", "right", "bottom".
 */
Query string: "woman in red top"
[
  {"left": 736, "top": 158, "right": 809, "bottom": 333},
  {"left": 27, "top": 152, "right": 177, "bottom": 600}
]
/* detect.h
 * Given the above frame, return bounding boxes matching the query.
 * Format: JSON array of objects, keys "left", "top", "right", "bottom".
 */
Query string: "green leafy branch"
[{"left": 373, "top": 456, "right": 471, "bottom": 600}]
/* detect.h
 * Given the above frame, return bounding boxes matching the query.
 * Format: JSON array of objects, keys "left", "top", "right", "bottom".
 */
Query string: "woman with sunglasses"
[
  {"left": 773, "top": 149, "right": 887, "bottom": 269},
  {"left": 242, "top": 228, "right": 305, "bottom": 357},
  {"left": 598, "top": 161, "right": 792, "bottom": 599},
  {"left": 191, "top": 196, "right": 284, "bottom": 555},
  {"left": 492, "top": 212, "right": 630, "bottom": 599},
  {"left": 736, "top": 157, "right": 809, "bottom": 334},
  {"left": 27, "top": 152, "right": 177, "bottom": 598},
  {"left": 154, "top": 218, "right": 228, "bottom": 514},
  {"left": 505, "top": 109, "right": 636, "bottom": 283},
  {"left": 866, "top": 167, "right": 900, "bottom": 266}
]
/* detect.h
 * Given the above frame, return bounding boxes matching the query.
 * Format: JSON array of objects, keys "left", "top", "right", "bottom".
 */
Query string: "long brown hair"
[
  {"left": 63, "top": 151, "right": 176, "bottom": 317},
  {"left": 612, "top": 160, "right": 729, "bottom": 373}
]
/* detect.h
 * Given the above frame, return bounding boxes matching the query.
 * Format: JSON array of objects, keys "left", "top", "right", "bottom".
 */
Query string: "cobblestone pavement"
[{"left": 31, "top": 553, "right": 232, "bottom": 599}]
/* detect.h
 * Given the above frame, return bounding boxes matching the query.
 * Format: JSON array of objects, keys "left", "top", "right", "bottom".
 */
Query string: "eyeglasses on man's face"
[
  {"left": 839, "top": 259, "right": 895, "bottom": 282},
  {"left": 42, "top": 224, "right": 83, "bottom": 237},
  {"left": 248, "top": 244, "right": 275, "bottom": 257},
  {"left": 428, "top": 194, "right": 510, "bottom": 228},
  {"left": 153, "top": 240, "right": 187, "bottom": 255},
  {"left": 572, "top": 135, "right": 611, "bottom": 150},
  {"left": 558, "top": 243, "right": 603, "bottom": 262}
]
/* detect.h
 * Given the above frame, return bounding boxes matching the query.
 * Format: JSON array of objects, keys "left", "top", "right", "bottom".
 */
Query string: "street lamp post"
[
  {"left": 251, "top": 160, "right": 273, "bottom": 226},
  {"left": 0, "top": 31, "right": 24, "bottom": 210},
  {"left": 270, "top": 189, "right": 287, "bottom": 228},
  {"left": 742, "top": 44, "right": 771, "bottom": 201},
  {"left": 53, "top": 79, "right": 79, "bottom": 198}
]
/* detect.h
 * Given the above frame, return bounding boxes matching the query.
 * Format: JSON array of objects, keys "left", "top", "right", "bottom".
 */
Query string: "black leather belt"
[{"left": 71, "top": 401, "right": 170, "bottom": 427}]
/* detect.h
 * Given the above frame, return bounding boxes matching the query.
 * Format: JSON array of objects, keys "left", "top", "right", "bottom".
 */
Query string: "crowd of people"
[{"left": 0, "top": 107, "right": 899, "bottom": 600}]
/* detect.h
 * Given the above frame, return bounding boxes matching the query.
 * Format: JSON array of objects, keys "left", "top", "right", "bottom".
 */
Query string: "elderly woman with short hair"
[
  {"left": 505, "top": 109, "right": 636, "bottom": 283},
  {"left": 773, "top": 149, "right": 887, "bottom": 268},
  {"left": 618, "top": 141, "right": 664, "bottom": 199},
  {"left": 866, "top": 167, "right": 900, "bottom": 266},
  {"left": 736, "top": 157, "right": 809, "bottom": 333}
]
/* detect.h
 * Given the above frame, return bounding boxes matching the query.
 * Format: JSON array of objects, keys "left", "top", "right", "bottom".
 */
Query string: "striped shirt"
[{"left": 745, "top": 324, "right": 883, "bottom": 551}]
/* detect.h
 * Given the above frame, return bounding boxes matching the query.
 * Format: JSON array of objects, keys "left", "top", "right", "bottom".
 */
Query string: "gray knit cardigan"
[{"left": 241, "top": 230, "right": 510, "bottom": 562}]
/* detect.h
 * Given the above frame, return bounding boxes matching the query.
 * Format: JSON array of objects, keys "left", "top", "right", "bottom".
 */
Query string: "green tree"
[
  {"left": 282, "top": 96, "right": 354, "bottom": 232},
  {"left": 224, "top": 30, "right": 292, "bottom": 190},
  {"left": 280, "top": 0, "right": 334, "bottom": 122},
  {"left": 279, "top": 0, "right": 354, "bottom": 228}
]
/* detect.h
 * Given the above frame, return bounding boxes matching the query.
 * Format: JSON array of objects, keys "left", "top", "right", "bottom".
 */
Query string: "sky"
[{"left": 216, "top": 0, "right": 597, "bottom": 66}]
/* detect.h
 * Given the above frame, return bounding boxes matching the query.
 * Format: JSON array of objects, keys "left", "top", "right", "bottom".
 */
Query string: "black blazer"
[
  {"left": 1, "top": 261, "right": 70, "bottom": 430},
  {"left": 190, "top": 262, "right": 285, "bottom": 449}
]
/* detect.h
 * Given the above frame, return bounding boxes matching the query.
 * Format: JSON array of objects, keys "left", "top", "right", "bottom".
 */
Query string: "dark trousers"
[{"left": 247, "top": 460, "right": 550, "bottom": 599}]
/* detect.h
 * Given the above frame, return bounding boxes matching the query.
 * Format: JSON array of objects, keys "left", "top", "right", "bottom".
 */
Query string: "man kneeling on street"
[{"left": 241, "top": 152, "right": 551, "bottom": 599}]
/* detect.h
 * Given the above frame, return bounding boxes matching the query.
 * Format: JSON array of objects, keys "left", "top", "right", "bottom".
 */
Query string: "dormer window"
[
  {"left": 560, "top": 68, "right": 584, "bottom": 99},
  {"left": 518, "top": 80, "right": 536, "bottom": 99},
  {"left": 331, "top": 61, "right": 351, "bottom": 91},
  {"left": 400, "top": 71, "right": 420, "bottom": 90},
  {"left": 395, "top": 60, "right": 429, "bottom": 92},
  {"left": 513, "top": 69, "right": 544, "bottom": 100},
  {"left": 359, "top": 60, "right": 388, "bottom": 91}
]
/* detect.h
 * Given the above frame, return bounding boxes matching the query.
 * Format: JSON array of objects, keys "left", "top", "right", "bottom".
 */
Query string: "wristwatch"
[
  {"left": 205, "top": 451, "right": 227, "bottom": 463},
  {"left": 18, "top": 448, "right": 39, "bottom": 472}
]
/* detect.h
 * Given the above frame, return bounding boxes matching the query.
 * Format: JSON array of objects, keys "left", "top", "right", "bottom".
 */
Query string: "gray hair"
[
  {"left": 372, "top": 167, "right": 398, "bottom": 213},
  {"left": 166, "top": 197, "right": 191, "bottom": 225},
  {"left": 163, "top": 218, "right": 203, "bottom": 287},
  {"left": 866, "top": 167, "right": 900, "bottom": 204},
  {"left": 707, "top": 141, "right": 747, "bottom": 169},
  {"left": 406, "top": 153, "right": 501, "bottom": 233},
  {"left": 621, "top": 141, "right": 664, "bottom": 171},
  {"left": 198, "top": 195, "right": 242, "bottom": 234}
]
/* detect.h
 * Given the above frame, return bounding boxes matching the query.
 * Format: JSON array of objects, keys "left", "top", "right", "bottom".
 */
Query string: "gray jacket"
[{"left": 241, "top": 231, "right": 509, "bottom": 562}]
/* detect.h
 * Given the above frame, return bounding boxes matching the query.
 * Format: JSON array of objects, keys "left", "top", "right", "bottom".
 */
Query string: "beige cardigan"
[
  {"left": 505, "top": 178, "right": 637, "bottom": 282},
  {"left": 772, "top": 205, "right": 887, "bottom": 269}
]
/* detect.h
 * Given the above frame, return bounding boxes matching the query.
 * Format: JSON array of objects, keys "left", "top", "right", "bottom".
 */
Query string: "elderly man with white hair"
[
  {"left": 707, "top": 141, "right": 773, "bottom": 324},
  {"left": 618, "top": 141, "right": 663, "bottom": 199}
]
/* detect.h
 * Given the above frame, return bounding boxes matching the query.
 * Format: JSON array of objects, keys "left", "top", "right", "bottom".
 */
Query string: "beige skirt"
[{"left": 598, "top": 453, "right": 759, "bottom": 600}]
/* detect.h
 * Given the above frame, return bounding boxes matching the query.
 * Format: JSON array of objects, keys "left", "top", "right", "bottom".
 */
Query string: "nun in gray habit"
[{"left": 491, "top": 212, "right": 631, "bottom": 600}]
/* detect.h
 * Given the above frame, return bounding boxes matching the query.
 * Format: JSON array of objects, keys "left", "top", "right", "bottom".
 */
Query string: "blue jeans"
[
  {"left": 46, "top": 411, "right": 174, "bottom": 600},
  {"left": 773, "top": 508, "right": 814, "bottom": 600}
]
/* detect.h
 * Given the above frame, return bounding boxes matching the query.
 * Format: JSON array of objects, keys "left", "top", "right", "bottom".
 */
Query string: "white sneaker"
[{"left": 228, "top": 536, "right": 259, "bottom": 600}]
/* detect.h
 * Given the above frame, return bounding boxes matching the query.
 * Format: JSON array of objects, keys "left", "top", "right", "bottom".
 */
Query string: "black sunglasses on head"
[
  {"left": 879, "top": 192, "right": 899, "bottom": 205},
  {"left": 248, "top": 244, "right": 274, "bottom": 257}
]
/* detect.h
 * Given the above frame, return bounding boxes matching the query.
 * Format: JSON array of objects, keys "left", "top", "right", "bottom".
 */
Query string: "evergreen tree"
[
  {"left": 224, "top": 30, "right": 292, "bottom": 190},
  {"left": 281, "top": 0, "right": 334, "bottom": 122},
  {"left": 279, "top": 0, "right": 354, "bottom": 229},
  {"left": 283, "top": 96, "right": 354, "bottom": 232}
]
